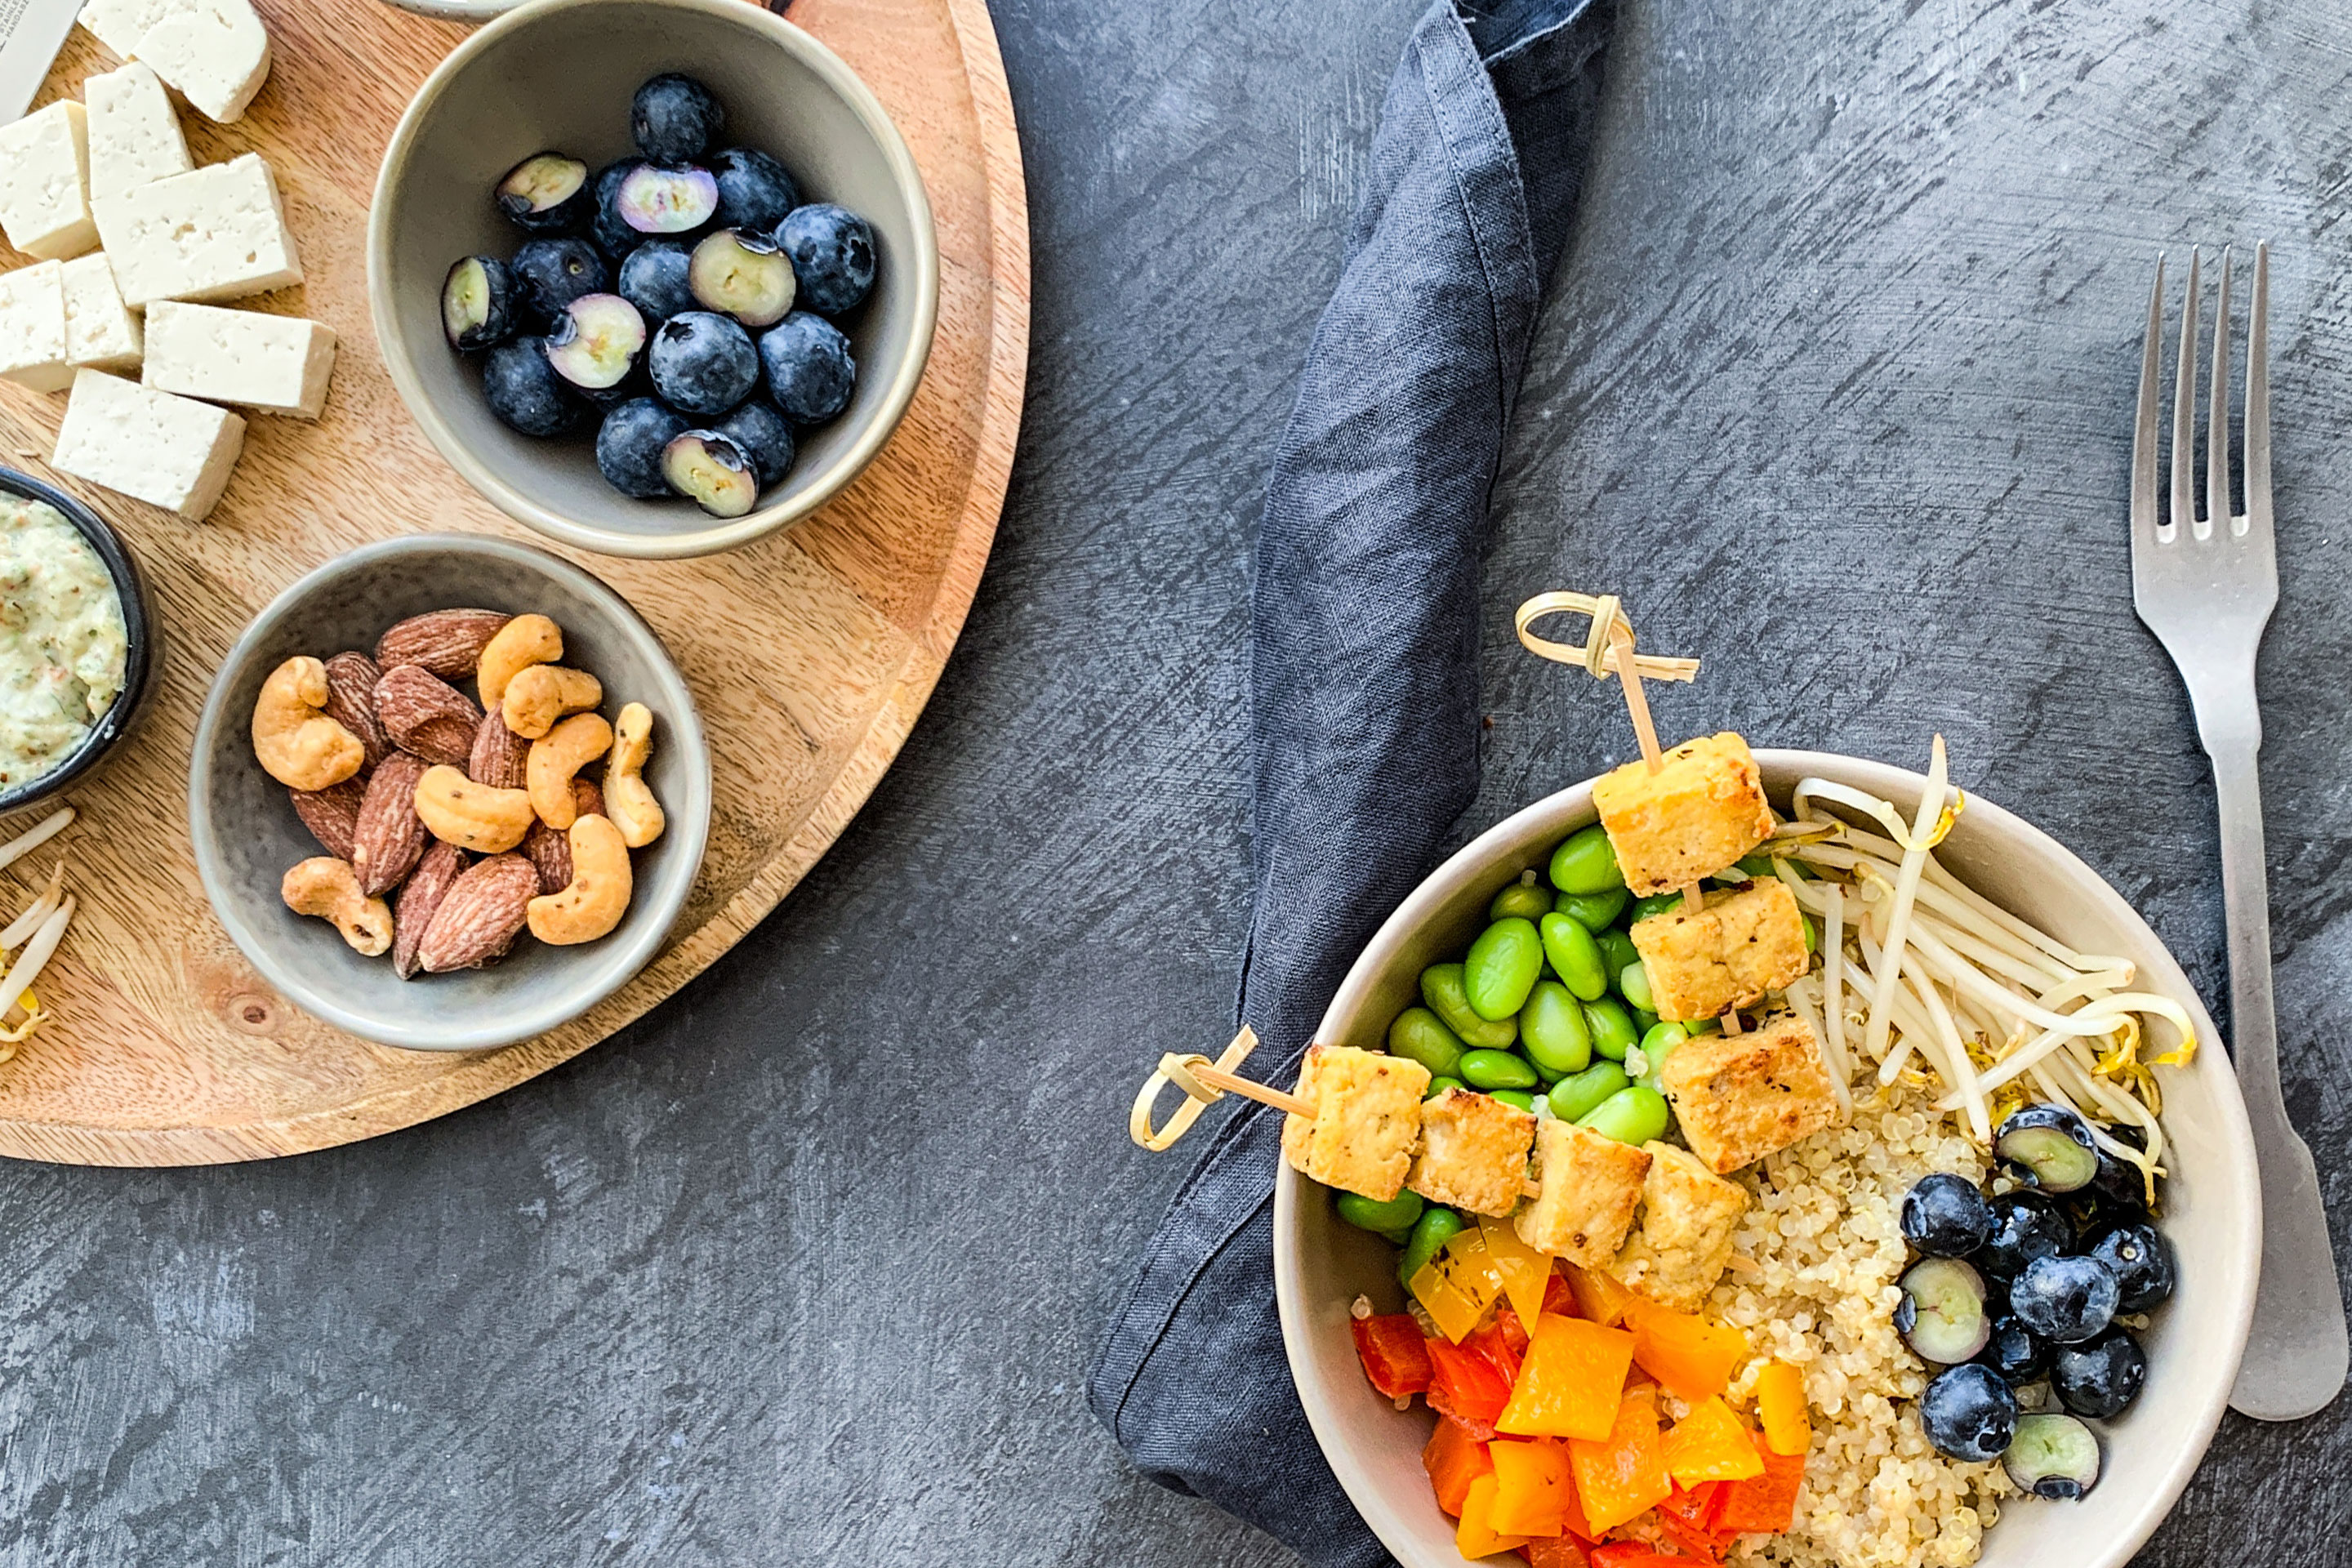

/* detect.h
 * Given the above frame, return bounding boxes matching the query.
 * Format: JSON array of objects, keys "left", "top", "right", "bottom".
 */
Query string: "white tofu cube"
[
  {"left": 135, "top": 0, "right": 272, "bottom": 124},
  {"left": 85, "top": 62, "right": 194, "bottom": 202},
  {"left": 91, "top": 154, "right": 301, "bottom": 306},
  {"left": 0, "top": 263, "right": 73, "bottom": 391},
  {"left": 60, "top": 255, "right": 143, "bottom": 371},
  {"left": 143, "top": 301, "right": 334, "bottom": 418},
  {"left": 77, "top": 0, "right": 181, "bottom": 58},
  {"left": 0, "top": 103, "right": 97, "bottom": 261},
  {"left": 51, "top": 368, "right": 245, "bottom": 521}
]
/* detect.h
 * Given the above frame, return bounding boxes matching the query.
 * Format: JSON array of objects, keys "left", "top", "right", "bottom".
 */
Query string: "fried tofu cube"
[
  {"left": 1592, "top": 732, "right": 1774, "bottom": 894},
  {"left": 1632, "top": 879, "right": 1811, "bottom": 1022},
  {"left": 1609, "top": 1143, "right": 1751, "bottom": 1312},
  {"left": 1280, "top": 1044, "right": 1428, "bottom": 1201},
  {"left": 1512, "top": 1119, "right": 1652, "bottom": 1267},
  {"left": 1408, "top": 1088, "right": 1536, "bottom": 1218},
  {"left": 1659, "top": 1012, "right": 1842, "bottom": 1174}
]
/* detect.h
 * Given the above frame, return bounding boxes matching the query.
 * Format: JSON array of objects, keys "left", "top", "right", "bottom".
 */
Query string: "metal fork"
[{"left": 2132, "top": 243, "right": 2347, "bottom": 1420}]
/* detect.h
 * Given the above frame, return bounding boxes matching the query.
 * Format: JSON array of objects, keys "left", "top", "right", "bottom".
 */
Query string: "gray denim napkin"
[{"left": 1087, "top": 2, "right": 1615, "bottom": 1563}]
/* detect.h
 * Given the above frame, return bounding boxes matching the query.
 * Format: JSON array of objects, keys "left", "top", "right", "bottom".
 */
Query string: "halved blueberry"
[
  {"left": 496, "top": 151, "right": 591, "bottom": 234},
  {"left": 714, "top": 399, "right": 795, "bottom": 489},
  {"left": 710, "top": 147, "right": 800, "bottom": 232},
  {"left": 775, "top": 203, "right": 875, "bottom": 315},
  {"left": 1895, "top": 1257, "right": 1991, "bottom": 1364},
  {"left": 441, "top": 256, "right": 516, "bottom": 350},
  {"left": 1994, "top": 1103, "right": 2099, "bottom": 1194},
  {"left": 510, "top": 237, "right": 610, "bottom": 331},
  {"left": 482, "top": 338, "right": 583, "bottom": 436},
  {"left": 662, "top": 430, "right": 760, "bottom": 517},
  {"left": 618, "top": 239, "right": 697, "bottom": 324},
  {"left": 591, "top": 158, "right": 647, "bottom": 256},
  {"left": 595, "top": 397, "right": 690, "bottom": 499},
  {"left": 758, "top": 310, "right": 855, "bottom": 424},
  {"left": 647, "top": 311, "right": 760, "bottom": 416},
  {"left": 617, "top": 163, "right": 719, "bottom": 237},
  {"left": 632, "top": 73, "right": 724, "bottom": 164},
  {"left": 688, "top": 228, "right": 795, "bottom": 327},
  {"left": 2002, "top": 1413, "right": 2100, "bottom": 1500},
  {"left": 542, "top": 293, "right": 647, "bottom": 394}
]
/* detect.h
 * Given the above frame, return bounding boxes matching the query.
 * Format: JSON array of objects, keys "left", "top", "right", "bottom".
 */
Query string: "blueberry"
[
  {"left": 495, "top": 151, "right": 591, "bottom": 235},
  {"left": 542, "top": 293, "right": 647, "bottom": 396},
  {"left": 1901, "top": 1174, "right": 1992, "bottom": 1258},
  {"left": 595, "top": 398, "right": 689, "bottom": 499},
  {"left": 689, "top": 228, "right": 795, "bottom": 327},
  {"left": 662, "top": 430, "right": 760, "bottom": 517},
  {"left": 2087, "top": 1222, "right": 2176, "bottom": 1313},
  {"left": 591, "top": 158, "right": 647, "bottom": 257},
  {"left": 482, "top": 337, "right": 584, "bottom": 436},
  {"left": 2083, "top": 1146, "right": 2153, "bottom": 1218},
  {"left": 1918, "top": 1363, "right": 2016, "bottom": 1463},
  {"left": 647, "top": 311, "right": 760, "bottom": 416},
  {"left": 1994, "top": 1103, "right": 2099, "bottom": 1194},
  {"left": 1976, "top": 1316, "right": 2051, "bottom": 1387},
  {"left": 632, "top": 73, "right": 724, "bottom": 163},
  {"left": 618, "top": 240, "right": 697, "bottom": 324},
  {"left": 714, "top": 399, "right": 795, "bottom": 489},
  {"left": 2008, "top": 1254, "right": 2119, "bottom": 1345},
  {"left": 510, "top": 237, "right": 610, "bottom": 331},
  {"left": 710, "top": 148, "right": 800, "bottom": 232},
  {"left": 775, "top": 203, "right": 875, "bottom": 315},
  {"left": 1977, "top": 1190, "right": 2074, "bottom": 1280},
  {"left": 1894, "top": 1258, "right": 1990, "bottom": 1364},
  {"left": 758, "top": 310, "right": 855, "bottom": 424},
  {"left": 617, "top": 163, "right": 719, "bottom": 237},
  {"left": 2002, "top": 1413, "right": 2101, "bottom": 1500},
  {"left": 441, "top": 256, "right": 516, "bottom": 350},
  {"left": 2050, "top": 1327, "right": 2146, "bottom": 1419}
]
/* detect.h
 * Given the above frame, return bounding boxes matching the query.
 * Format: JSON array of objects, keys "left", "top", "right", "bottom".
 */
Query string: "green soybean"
[
  {"left": 1489, "top": 875, "right": 1556, "bottom": 923},
  {"left": 1464, "top": 917, "right": 1544, "bottom": 1021},
  {"left": 1548, "top": 825, "right": 1625, "bottom": 895},
  {"left": 1597, "top": 929, "right": 1640, "bottom": 978},
  {"left": 1630, "top": 892, "right": 1685, "bottom": 925},
  {"left": 1338, "top": 1188, "right": 1426, "bottom": 1236},
  {"left": 1584, "top": 997, "right": 1639, "bottom": 1062},
  {"left": 1398, "top": 1207, "right": 1466, "bottom": 1285},
  {"left": 1425, "top": 1075, "right": 1467, "bottom": 1098},
  {"left": 1388, "top": 1006, "right": 1467, "bottom": 1080},
  {"left": 1458, "top": 1049, "right": 1538, "bottom": 1092},
  {"left": 1489, "top": 1089, "right": 1537, "bottom": 1112},
  {"left": 1548, "top": 1062, "right": 1631, "bottom": 1123},
  {"left": 1635, "top": 1022, "right": 1690, "bottom": 1090},
  {"left": 1633, "top": 1006, "right": 1659, "bottom": 1035},
  {"left": 1554, "top": 888, "right": 1628, "bottom": 930},
  {"left": 1421, "top": 964, "right": 1518, "bottom": 1048},
  {"left": 1539, "top": 911, "right": 1609, "bottom": 1002},
  {"left": 1519, "top": 980, "right": 1594, "bottom": 1079},
  {"left": 1618, "top": 960, "right": 1655, "bottom": 1013},
  {"left": 1578, "top": 1085, "right": 1672, "bottom": 1146}
]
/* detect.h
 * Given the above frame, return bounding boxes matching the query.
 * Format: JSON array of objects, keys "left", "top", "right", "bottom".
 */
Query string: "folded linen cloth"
[{"left": 1086, "top": 2, "right": 1615, "bottom": 1563}]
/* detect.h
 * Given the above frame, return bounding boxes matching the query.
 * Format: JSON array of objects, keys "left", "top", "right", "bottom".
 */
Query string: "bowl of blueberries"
[{"left": 368, "top": 0, "right": 938, "bottom": 558}]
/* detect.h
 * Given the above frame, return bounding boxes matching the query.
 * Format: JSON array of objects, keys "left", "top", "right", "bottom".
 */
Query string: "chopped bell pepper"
[
  {"left": 1521, "top": 1535, "right": 1593, "bottom": 1568},
  {"left": 1495, "top": 1313, "right": 1636, "bottom": 1441},
  {"left": 1423, "top": 1414, "right": 1495, "bottom": 1516},
  {"left": 1567, "top": 1383, "right": 1672, "bottom": 1535},
  {"left": 1663, "top": 1396, "right": 1766, "bottom": 1487},
  {"left": 1428, "top": 1336, "right": 1515, "bottom": 1437},
  {"left": 1624, "top": 1297, "right": 1750, "bottom": 1404},
  {"left": 1472, "top": 1308, "right": 1530, "bottom": 1386},
  {"left": 1458, "top": 1472, "right": 1534, "bottom": 1560},
  {"left": 1560, "top": 1259, "right": 1633, "bottom": 1327},
  {"left": 1488, "top": 1439, "right": 1575, "bottom": 1537},
  {"left": 1709, "top": 1429, "right": 1804, "bottom": 1535},
  {"left": 1542, "top": 1271, "right": 1579, "bottom": 1319},
  {"left": 1480, "top": 1212, "right": 1556, "bottom": 1331},
  {"left": 1413, "top": 1225, "right": 1508, "bottom": 1342},
  {"left": 1755, "top": 1360, "right": 1811, "bottom": 1456},
  {"left": 1351, "top": 1313, "right": 1433, "bottom": 1398},
  {"left": 1586, "top": 1545, "right": 1683, "bottom": 1568},
  {"left": 1658, "top": 1481, "right": 1726, "bottom": 1561}
]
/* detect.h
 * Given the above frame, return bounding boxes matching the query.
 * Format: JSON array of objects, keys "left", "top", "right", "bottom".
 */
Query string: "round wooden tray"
[{"left": 0, "top": 0, "right": 1027, "bottom": 1164}]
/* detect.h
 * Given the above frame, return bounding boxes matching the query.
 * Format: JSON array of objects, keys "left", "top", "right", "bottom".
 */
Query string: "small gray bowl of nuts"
[{"left": 188, "top": 533, "right": 710, "bottom": 1051}]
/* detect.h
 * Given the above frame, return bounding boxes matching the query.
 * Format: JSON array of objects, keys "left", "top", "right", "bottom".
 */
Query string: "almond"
[
  {"left": 468, "top": 710, "right": 529, "bottom": 791},
  {"left": 320, "top": 652, "right": 394, "bottom": 769},
  {"left": 417, "top": 852, "right": 538, "bottom": 973},
  {"left": 375, "top": 665, "right": 483, "bottom": 768},
  {"left": 392, "top": 840, "right": 469, "bottom": 980},
  {"left": 289, "top": 777, "right": 365, "bottom": 861},
  {"left": 376, "top": 609, "right": 511, "bottom": 679},
  {"left": 523, "top": 780, "right": 604, "bottom": 893},
  {"left": 350, "top": 751, "right": 431, "bottom": 898}
]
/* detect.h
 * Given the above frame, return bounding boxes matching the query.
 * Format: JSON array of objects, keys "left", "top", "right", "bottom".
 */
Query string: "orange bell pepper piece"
[
  {"left": 1662, "top": 1396, "right": 1766, "bottom": 1488},
  {"left": 1457, "top": 1472, "right": 1533, "bottom": 1559},
  {"left": 1755, "top": 1360, "right": 1811, "bottom": 1456},
  {"left": 1560, "top": 1260, "right": 1633, "bottom": 1327},
  {"left": 1624, "top": 1297, "right": 1750, "bottom": 1404},
  {"left": 1495, "top": 1314, "right": 1636, "bottom": 1441},
  {"left": 1542, "top": 1271, "right": 1579, "bottom": 1319},
  {"left": 1522, "top": 1536, "right": 1594, "bottom": 1568},
  {"left": 1710, "top": 1430, "right": 1806, "bottom": 1535},
  {"left": 1658, "top": 1482, "right": 1727, "bottom": 1562},
  {"left": 1423, "top": 1415, "right": 1494, "bottom": 1517},
  {"left": 1487, "top": 1439, "right": 1575, "bottom": 1538},
  {"left": 1587, "top": 1544, "right": 1683, "bottom": 1568},
  {"left": 1567, "top": 1383, "right": 1673, "bottom": 1534},
  {"left": 1428, "top": 1338, "right": 1514, "bottom": 1437}
]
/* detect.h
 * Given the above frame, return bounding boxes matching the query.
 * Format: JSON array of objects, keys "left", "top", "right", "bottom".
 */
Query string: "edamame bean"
[
  {"left": 1597, "top": 929, "right": 1640, "bottom": 978},
  {"left": 1489, "top": 1089, "right": 1537, "bottom": 1112},
  {"left": 1539, "top": 911, "right": 1609, "bottom": 1002},
  {"left": 1629, "top": 893, "right": 1684, "bottom": 925},
  {"left": 1584, "top": 997, "right": 1639, "bottom": 1062},
  {"left": 1464, "top": 917, "right": 1544, "bottom": 1020},
  {"left": 1519, "top": 980, "right": 1593, "bottom": 1079},
  {"left": 1618, "top": 960, "right": 1655, "bottom": 1013},
  {"left": 1554, "top": 888, "right": 1628, "bottom": 930},
  {"left": 1548, "top": 1061, "right": 1631, "bottom": 1123},
  {"left": 1489, "top": 875, "right": 1556, "bottom": 923},
  {"left": 1633, "top": 1007, "right": 1659, "bottom": 1035},
  {"left": 1578, "top": 1085, "right": 1672, "bottom": 1145},
  {"left": 1548, "top": 824, "right": 1625, "bottom": 895},
  {"left": 1421, "top": 963, "right": 1518, "bottom": 1048},
  {"left": 1388, "top": 1006, "right": 1467, "bottom": 1080},
  {"left": 1636, "top": 1022, "right": 1690, "bottom": 1090},
  {"left": 1458, "top": 1049, "right": 1538, "bottom": 1092},
  {"left": 1425, "top": 1075, "right": 1467, "bottom": 1098},
  {"left": 1398, "top": 1206, "right": 1465, "bottom": 1286},
  {"left": 1337, "top": 1188, "right": 1426, "bottom": 1236}
]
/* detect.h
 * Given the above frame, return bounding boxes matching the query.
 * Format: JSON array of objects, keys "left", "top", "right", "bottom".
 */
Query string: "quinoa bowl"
[{"left": 1273, "top": 750, "right": 2259, "bottom": 1568}]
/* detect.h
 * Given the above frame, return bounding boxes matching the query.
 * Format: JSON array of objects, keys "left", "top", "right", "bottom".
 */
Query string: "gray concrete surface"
[{"left": 3, "top": 0, "right": 2348, "bottom": 1561}]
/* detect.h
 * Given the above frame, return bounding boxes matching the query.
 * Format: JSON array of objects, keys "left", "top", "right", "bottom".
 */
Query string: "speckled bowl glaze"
[
  {"left": 1275, "top": 751, "right": 2260, "bottom": 1568},
  {"left": 0, "top": 468, "right": 160, "bottom": 818},
  {"left": 188, "top": 534, "right": 710, "bottom": 1051},
  {"left": 368, "top": 0, "right": 939, "bottom": 559}
]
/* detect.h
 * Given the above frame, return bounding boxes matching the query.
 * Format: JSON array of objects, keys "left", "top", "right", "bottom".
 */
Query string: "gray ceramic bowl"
[
  {"left": 368, "top": 0, "right": 939, "bottom": 559},
  {"left": 188, "top": 535, "right": 711, "bottom": 1050},
  {"left": 1276, "top": 751, "right": 2261, "bottom": 1568}
]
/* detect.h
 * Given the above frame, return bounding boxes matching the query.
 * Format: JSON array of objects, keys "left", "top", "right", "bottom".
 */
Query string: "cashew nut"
[
  {"left": 604, "top": 702, "right": 666, "bottom": 849},
  {"left": 252, "top": 657, "right": 366, "bottom": 791},
  {"left": 528, "top": 712, "right": 613, "bottom": 829},
  {"left": 526, "top": 813, "right": 633, "bottom": 945},
  {"left": 281, "top": 857, "right": 394, "bottom": 956},
  {"left": 476, "top": 613, "right": 563, "bottom": 708},
  {"left": 412, "top": 764, "right": 537, "bottom": 853},
  {"left": 501, "top": 665, "right": 602, "bottom": 740}
]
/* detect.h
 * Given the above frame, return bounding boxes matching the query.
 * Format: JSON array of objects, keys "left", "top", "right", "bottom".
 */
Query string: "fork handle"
[{"left": 2211, "top": 742, "right": 2349, "bottom": 1420}]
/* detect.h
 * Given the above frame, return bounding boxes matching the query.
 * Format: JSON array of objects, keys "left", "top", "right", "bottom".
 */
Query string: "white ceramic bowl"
[{"left": 1275, "top": 751, "right": 2259, "bottom": 1568}]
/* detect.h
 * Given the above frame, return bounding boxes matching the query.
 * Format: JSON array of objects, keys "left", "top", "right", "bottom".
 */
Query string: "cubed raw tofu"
[
  {"left": 51, "top": 368, "right": 244, "bottom": 520},
  {"left": 61, "top": 255, "right": 143, "bottom": 370},
  {"left": 1592, "top": 732, "right": 1774, "bottom": 894},
  {"left": 1632, "top": 879, "right": 1811, "bottom": 1022},
  {"left": 85, "top": 62, "right": 194, "bottom": 202},
  {"left": 143, "top": 301, "right": 333, "bottom": 417},
  {"left": 136, "top": 0, "right": 272, "bottom": 123},
  {"left": 1279, "top": 1044, "right": 1428, "bottom": 1202},
  {"left": 0, "top": 262, "right": 73, "bottom": 391},
  {"left": 1513, "top": 1119, "right": 1652, "bottom": 1268},
  {"left": 1659, "top": 1011, "right": 1842, "bottom": 1175},
  {"left": 78, "top": 0, "right": 182, "bottom": 57},
  {"left": 0, "top": 102, "right": 96, "bottom": 261},
  {"left": 1609, "top": 1142, "right": 1750, "bottom": 1312},
  {"left": 91, "top": 154, "right": 301, "bottom": 306},
  {"left": 1406, "top": 1088, "right": 1535, "bottom": 1218}
]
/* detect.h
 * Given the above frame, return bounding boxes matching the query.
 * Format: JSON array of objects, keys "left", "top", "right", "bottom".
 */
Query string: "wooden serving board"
[{"left": 0, "top": 0, "right": 1028, "bottom": 1164}]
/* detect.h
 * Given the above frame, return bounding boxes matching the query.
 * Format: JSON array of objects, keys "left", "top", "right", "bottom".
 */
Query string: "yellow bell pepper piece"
[
  {"left": 1495, "top": 1312, "right": 1635, "bottom": 1441},
  {"left": 1477, "top": 1212, "right": 1552, "bottom": 1331},
  {"left": 1410, "top": 1226, "right": 1507, "bottom": 1343},
  {"left": 1486, "top": 1439, "right": 1574, "bottom": 1537},
  {"left": 1455, "top": 1472, "right": 1533, "bottom": 1560},
  {"left": 1756, "top": 1359, "right": 1811, "bottom": 1456},
  {"left": 1663, "top": 1395, "right": 1767, "bottom": 1487},
  {"left": 1569, "top": 1383, "right": 1673, "bottom": 1534},
  {"left": 1625, "top": 1295, "right": 1751, "bottom": 1404}
]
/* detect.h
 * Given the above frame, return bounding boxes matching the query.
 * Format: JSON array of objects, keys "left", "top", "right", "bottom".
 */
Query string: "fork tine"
[
  {"left": 2172, "top": 248, "right": 2201, "bottom": 535},
  {"left": 2209, "top": 247, "right": 2234, "bottom": 534},
  {"left": 2244, "top": 239, "right": 2272, "bottom": 539},
  {"left": 2132, "top": 254, "right": 2165, "bottom": 546}
]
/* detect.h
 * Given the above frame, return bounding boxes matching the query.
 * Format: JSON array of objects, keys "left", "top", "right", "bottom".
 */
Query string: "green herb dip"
[{"left": 0, "top": 496, "right": 127, "bottom": 791}]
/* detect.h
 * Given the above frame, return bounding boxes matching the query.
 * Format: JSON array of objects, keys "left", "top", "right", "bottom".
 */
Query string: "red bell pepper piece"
[
  {"left": 1351, "top": 1313, "right": 1433, "bottom": 1398},
  {"left": 1657, "top": 1482, "right": 1726, "bottom": 1561},
  {"left": 1585, "top": 1544, "right": 1682, "bottom": 1568},
  {"left": 1709, "top": 1431, "right": 1805, "bottom": 1535},
  {"left": 1470, "top": 1308, "right": 1530, "bottom": 1383},
  {"left": 1423, "top": 1415, "right": 1495, "bottom": 1517},
  {"left": 1520, "top": 1535, "right": 1593, "bottom": 1568},
  {"left": 1543, "top": 1272, "right": 1579, "bottom": 1320},
  {"left": 1427, "top": 1337, "right": 1514, "bottom": 1437}
]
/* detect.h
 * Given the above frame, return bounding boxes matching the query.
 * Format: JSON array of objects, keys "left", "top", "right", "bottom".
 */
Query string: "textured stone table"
[{"left": 3, "top": 0, "right": 2346, "bottom": 1562}]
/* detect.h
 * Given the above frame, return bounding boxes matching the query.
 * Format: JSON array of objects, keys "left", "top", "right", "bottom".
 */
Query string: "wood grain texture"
[{"left": 0, "top": 0, "right": 1029, "bottom": 1164}]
